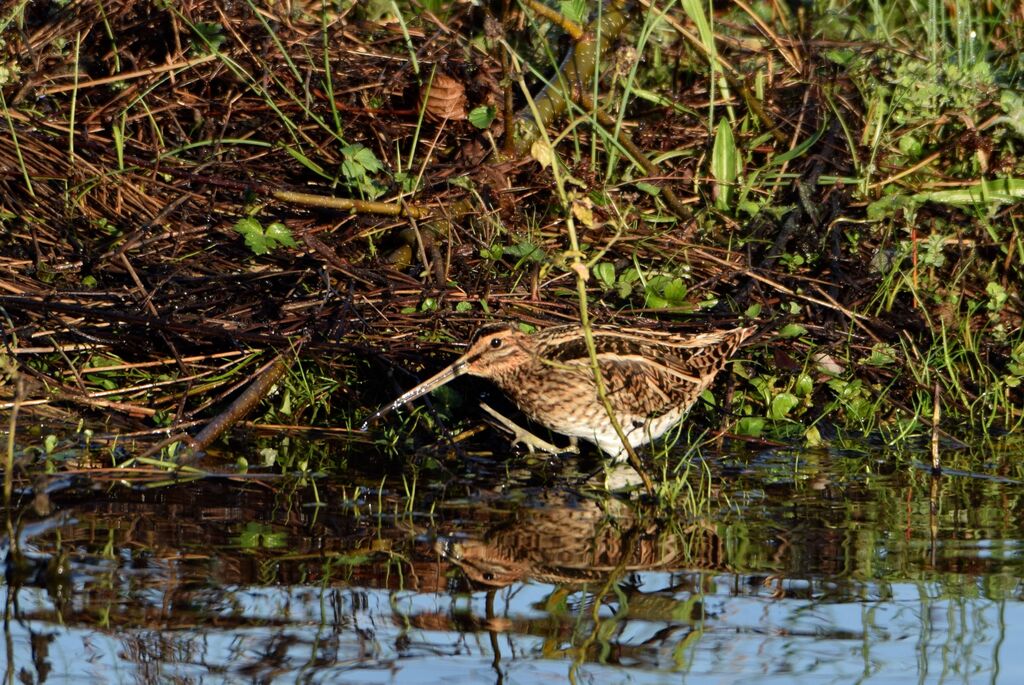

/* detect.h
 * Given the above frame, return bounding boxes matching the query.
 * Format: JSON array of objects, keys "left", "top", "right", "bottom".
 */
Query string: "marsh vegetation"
[{"left": 0, "top": 0, "right": 1022, "bottom": 681}]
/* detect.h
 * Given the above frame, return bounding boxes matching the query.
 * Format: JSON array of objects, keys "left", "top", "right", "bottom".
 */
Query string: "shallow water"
[{"left": 2, "top": 439, "right": 1023, "bottom": 684}]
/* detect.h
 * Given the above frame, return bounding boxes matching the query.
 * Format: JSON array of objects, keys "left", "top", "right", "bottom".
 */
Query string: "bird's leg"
[{"left": 479, "top": 403, "right": 579, "bottom": 455}]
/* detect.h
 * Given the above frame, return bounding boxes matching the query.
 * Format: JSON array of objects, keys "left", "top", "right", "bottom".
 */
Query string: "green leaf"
[
  {"left": 913, "top": 177, "right": 1024, "bottom": 206},
  {"left": 681, "top": 0, "right": 716, "bottom": 61},
  {"left": 827, "top": 378, "right": 849, "bottom": 396},
  {"left": 804, "top": 425, "right": 823, "bottom": 447},
  {"left": 769, "top": 392, "right": 799, "bottom": 420},
  {"left": 663, "top": 277, "right": 688, "bottom": 305},
  {"left": 999, "top": 91, "right": 1024, "bottom": 136},
  {"left": 265, "top": 222, "right": 297, "bottom": 248},
  {"left": 864, "top": 344, "right": 897, "bottom": 367},
  {"left": 795, "top": 374, "right": 814, "bottom": 397},
  {"left": 730, "top": 360, "right": 752, "bottom": 379},
  {"left": 920, "top": 233, "right": 947, "bottom": 267},
  {"left": 777, "top": 323, "right": 807, "bottom": 338},
  {"left": 233, "top": 217, "right": 262, "bottom": 236},
  {"left": 480, "top": 244, "right": 503, "bottom": 260},
  {"left": 644, "top": 292, "right": 669, "bottom": 309},
  {"left": 449, "top": 175, "right": 475, "bottom": 191},
  {"left": 711, "top": 119, "right": 738, "bottom": 210},
  {"left": 618, "top": 267, "right": 640, "bottom": 285},
  {"left": 340, "top": 144, "right": 385, "bottom": 199},
  {"left": 330, "top": 553, "right": 374, "bottom": 566},
  {"left": 635, "top": 181, "right": 661, "bottom": 196},
  {"left": 504, "top": 240, "right": 545, "bottom": 263},
  {"left": 235, "top": 522, "right": 287, "bottom": 549},
  {"left": 777, "top": 323, "right": 808, "bottom": 338},
  {"left": 735, "top": 417, "right": 764, "bottom": 437},
  {"left": 769, "top": 120, "right": 827, "bottom": 166},
  {"left": 467, "top": 105, "right": 496, "bottom": 129},
  {"left": 347, "top": 144, "right": 383, "bottom": 173},
  {"left": 617, "top": 267, "right": 640, "bottom": 299},
  {"left": 847, "top": 397, "right": 874, "bottom": 421},
  {"left": 259, "top": 447, "right": 278, "bottom": 467},
  {"left": 234, "top": 217, "right": 269, "bottom": 255},
  {"left": 898, "top": 133, "right": 923, "bottom": 159},
  {"left": 192, "top": 21, "right": 226, "bottom": 53},
  {"left": 737, "top": 200, "right": 761, "bottom": 217},
  {"left": 594, "top": 262, "right": 616, "bottom": 290},
  {"left": 559, "top": 0, "right": 588, "bottom": 24},
  {"left": 234, "top": 218, "right": 295, "bottom": 255},
  {"left": 986, "top": 281, "right": 1008, "bottom": 310},
  {"left": 643, "top": 276, "right": 669, "bottom": 308},
  {"left": 823, "top": 49, "right": 855, "bottom": 66},
  {"left": 866, "top": 192, "right": 917, "bottom": 222},
  {"left": 86, "top": 375, "right": 116, "bottom": 390},
  {"left": 283, "top": 145, "right": 328, "bottom": 179}
]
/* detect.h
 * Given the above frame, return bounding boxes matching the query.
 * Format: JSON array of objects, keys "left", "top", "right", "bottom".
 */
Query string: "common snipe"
[{"left": 363, "top": 324, "right": 756, "bottom": 460}]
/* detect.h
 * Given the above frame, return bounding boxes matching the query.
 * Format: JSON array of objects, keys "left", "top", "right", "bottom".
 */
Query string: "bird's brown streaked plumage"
[{"left": 362, "top": 324, "right": 757, "bottom": 460}]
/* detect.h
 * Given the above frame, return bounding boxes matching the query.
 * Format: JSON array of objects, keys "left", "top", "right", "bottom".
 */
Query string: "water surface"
[{"left": 2, "top": 439, "right": 1022, "bottom": 683}]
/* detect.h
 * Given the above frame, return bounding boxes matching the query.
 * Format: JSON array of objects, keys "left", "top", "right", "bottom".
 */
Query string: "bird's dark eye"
[{"left": 490, "top": 338, "right": 502, "bottom": 349}]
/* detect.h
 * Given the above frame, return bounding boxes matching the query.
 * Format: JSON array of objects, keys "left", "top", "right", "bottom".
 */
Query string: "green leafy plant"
[
  {"left": 644, "top": 275, "right": 690, "bottom": 309},
  {"left": 234, "top": 522, "right": 287, "bottom": 550},
  {"left": 711, "top": 119, "right": 740, "bottom": 211},
  {"left": 863, "top": 343, "right": 898, "bottom": 367},
  {"left": 593, "top": 262, "right": 642, "bottom": 300},
  {"left": 481, "top": 239, "right": 547, "bottom": 266},
  {"left": 826, "top": 377, "right": 875, "bottom": 427},
  {"left": 233, "top": 218, "right": 297, "bottom": 255},
  {"left": 340, "top": 143, "right": 386, "bottom": 199},
  {"left": 1005, "top": 343, "right": 1024, "bottom": 390},
  {"left": 560, "top": 0, "right": 588, "bottom": 24},
  {"left": 191, "top": 21, "right": 226, "bottom": 53},
  {"left": 468, "top": 105, "right": 496, "bottom": 129}
]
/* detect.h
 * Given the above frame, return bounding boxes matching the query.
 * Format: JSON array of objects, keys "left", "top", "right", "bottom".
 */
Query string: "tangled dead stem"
[{"left": 0, "top": 1, "right": 1021, "bottom": 467}]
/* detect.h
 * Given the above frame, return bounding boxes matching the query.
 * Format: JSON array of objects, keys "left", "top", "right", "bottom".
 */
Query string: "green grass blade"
[{"left": 712, "top": 119, "right": 737, "bottom": 210}]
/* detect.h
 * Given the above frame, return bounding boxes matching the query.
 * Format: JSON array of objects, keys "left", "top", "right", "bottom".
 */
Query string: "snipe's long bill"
[{"left": 362, "top": 324, "right": 756, "bottom": 460}]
